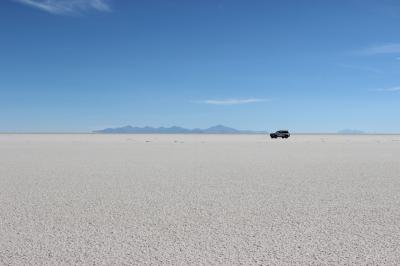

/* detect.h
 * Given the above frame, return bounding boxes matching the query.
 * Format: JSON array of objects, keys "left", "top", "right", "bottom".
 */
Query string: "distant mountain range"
[
  {"left": 337, "top": 129, "right": 365, "bottom": 134},
  {"left": 94, "top": 125, "right": 266, "bottom": 134}
]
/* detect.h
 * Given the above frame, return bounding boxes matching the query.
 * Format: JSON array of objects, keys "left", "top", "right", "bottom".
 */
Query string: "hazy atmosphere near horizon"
[{"left": 1, "top": 0, "right": 400, "bottom": 133}]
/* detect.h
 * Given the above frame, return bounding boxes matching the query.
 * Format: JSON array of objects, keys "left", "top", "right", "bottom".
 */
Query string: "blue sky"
[{"left": 1, "top": 0, "right": 400, "bottom": 132}]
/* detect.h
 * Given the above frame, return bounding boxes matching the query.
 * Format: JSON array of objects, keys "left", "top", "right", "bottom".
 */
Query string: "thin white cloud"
[
  {"left": 357, "top": 43, "right": 400, "bottom": 55},
  {"left": 337, "top": 63, "right": 381, "bottom": 74},
  {"left": 373, "top": 86, "right": 400, "bottom": 92},
  {"left": 203, "top": 98, "right": 269, "bottom": 105},
  {"left": 14, "top": 0, "right": 111, "bottom": 15}
]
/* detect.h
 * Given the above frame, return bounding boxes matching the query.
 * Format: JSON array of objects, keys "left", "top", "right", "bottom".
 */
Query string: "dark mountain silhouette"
[
  {"left": 202, "top": 125, "right": 240, "bottom": 133},
  {"left": 94, "top": 125, "right": 266, "bottom": 134}
]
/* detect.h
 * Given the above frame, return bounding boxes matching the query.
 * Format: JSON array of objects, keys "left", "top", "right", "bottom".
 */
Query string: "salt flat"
[{"left": 1, "top": 134, "right": 400, "bottom": 265}]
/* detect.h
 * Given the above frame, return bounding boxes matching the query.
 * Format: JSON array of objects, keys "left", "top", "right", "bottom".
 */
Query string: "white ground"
[{"left": 1, "top": 134, "right": 400, "bottom": 265}]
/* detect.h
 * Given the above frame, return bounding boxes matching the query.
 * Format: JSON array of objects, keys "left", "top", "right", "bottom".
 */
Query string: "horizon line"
[{"left": 1, "top": 131, "right": 400, "bottom": 135}]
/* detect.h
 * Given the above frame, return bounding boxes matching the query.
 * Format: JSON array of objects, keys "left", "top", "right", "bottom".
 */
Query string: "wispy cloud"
[
  {"left": 202, "top": 98, "right": 269, "bottom": 105},
  {"left": 373, "top": 86, "right": 400, "bottom": 92},
  {"left": 337, "top": 63, "right": 382, "bottom": 74},
  {"left": 357, "top": 43, "right": 400, "bottom": 56},
  {"left": 14, "top": 0, "right": 111, "bottom": 15}
]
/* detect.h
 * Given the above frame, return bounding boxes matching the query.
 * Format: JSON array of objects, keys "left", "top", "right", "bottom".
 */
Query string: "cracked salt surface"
[{"left": 1, "top": 134, "right": 400, "bottom": 265}]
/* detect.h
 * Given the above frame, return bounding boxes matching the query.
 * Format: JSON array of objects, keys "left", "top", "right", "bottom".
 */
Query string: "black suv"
[{"left": 270, "top": 130, "right": 290, "bottom": 139}]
